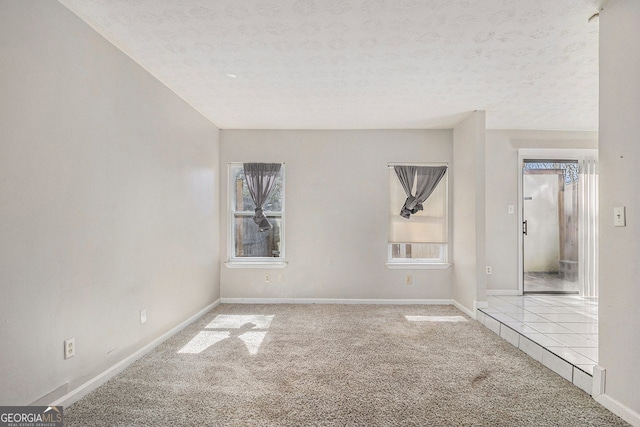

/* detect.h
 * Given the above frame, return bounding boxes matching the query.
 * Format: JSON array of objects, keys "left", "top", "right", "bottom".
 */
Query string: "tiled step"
[{"left": 477, "top": 309, "right": 593, "bottom": 395}]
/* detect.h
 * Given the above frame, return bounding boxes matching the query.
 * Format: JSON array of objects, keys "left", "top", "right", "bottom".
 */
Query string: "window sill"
[
  {"left": 225, "top": 261, "right": 288, "bottom": 269},
  {"left": 385, "top": 262, "right": 451, "bottom": 270}
]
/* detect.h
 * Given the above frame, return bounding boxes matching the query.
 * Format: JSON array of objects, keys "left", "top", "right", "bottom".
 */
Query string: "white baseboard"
[
  {"left": 592, "top": 366, "right": 605, "bottom": 397},
  {"left": 595, "top": 393, "right": 640, "bottom": 426},
  {"left": 223, "top": 298, "right": 480, "bottom": 321},
  {"left": 452, "top": 300, "right": 475, "bottom": 319},
  {"left": 486, "top": 289, "right": 521, "bottom": 296},
  {"left": 220, "top": 298, "right": 454, "bottom": 305},
  {"left": 50, "top": 299, "right": 220, "bottom": 408}
]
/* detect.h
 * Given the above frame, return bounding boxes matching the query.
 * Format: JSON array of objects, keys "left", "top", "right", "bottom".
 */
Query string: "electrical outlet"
[
  {"left": 405, "top": 275, "right": 412, "bottom": 284},
  {"left": 265, "top": 274, "right": 271, "bottom": 283},
  {"left": 486, "top": 266, "right": 492, "bottom": 275},
  {"left": 278, "top": 274, "right": 284, "bottom": 283},
  {"left": 140, "top": 309, "right": 147, "bottom": 324},
  {"left": 64, "top": 338, "right": 75, "bottom": 359}
]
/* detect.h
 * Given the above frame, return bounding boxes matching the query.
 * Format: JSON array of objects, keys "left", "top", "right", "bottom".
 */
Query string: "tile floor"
[
  {"left": 523, "top": 272, "right": 580, "bottom": 293},
  {"left": 479, "top": 295, "right": 598, "bottom": 376}
]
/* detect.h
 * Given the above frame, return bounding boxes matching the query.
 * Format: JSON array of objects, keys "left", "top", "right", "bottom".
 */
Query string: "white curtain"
[{"left": 578, "top": 155, "right": 598, "bottom": 297}]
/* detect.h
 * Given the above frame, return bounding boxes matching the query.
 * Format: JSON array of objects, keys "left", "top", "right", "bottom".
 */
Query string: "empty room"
[{"left": 1, "top": 0, "right": 639, "bottom": 425}]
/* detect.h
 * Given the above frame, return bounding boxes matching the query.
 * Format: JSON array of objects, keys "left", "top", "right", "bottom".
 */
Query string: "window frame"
[
  {"left": 387, "top": 243, "right": 447, "bottom": 264},
  {"left": 226, "top": 162, "right": 286, "bottom": 267},
  {"left": 387, "top": 163, "right": 450, "bottom": 268}
]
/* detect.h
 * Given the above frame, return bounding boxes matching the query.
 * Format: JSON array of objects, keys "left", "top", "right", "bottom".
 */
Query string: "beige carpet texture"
[{"left": 65, "top": 304, "right": 626, "bottom": 426}]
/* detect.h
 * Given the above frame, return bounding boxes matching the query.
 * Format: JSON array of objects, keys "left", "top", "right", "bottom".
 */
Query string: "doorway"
[
  {"left": 522, "top": 160, "right": 579, "bottom": 293},
  {"left": 518, "top": 149, "right": 598, "bottom": 296}
]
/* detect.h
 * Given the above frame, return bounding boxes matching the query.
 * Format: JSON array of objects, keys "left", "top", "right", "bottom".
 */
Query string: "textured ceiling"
[{"left": 58, "top": 0, "right": 601, "bottom": 130}]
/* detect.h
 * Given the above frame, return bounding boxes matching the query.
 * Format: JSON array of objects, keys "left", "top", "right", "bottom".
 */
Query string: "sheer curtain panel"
[
  {"left": 394, "top": 166, "right": 447, "bottom": 219},
  {"left": 243, "top": 163, "right": 282, "bottom": 232}
]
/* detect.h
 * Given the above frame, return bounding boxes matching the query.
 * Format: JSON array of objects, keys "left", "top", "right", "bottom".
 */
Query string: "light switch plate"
[
  {"left": 614, "top": 207, "right": 626, "bottom": 227},
  {"left": 507, "top": 205, "right": 515, "bottom": 214}
]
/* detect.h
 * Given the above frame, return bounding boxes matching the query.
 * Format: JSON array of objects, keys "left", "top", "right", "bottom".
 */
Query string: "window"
[
  {"left": 388, "top": 164, "right": 448, "bottom": 265},
  {"left": 229, "top": 163, "right": 284, "bottom": 263}
]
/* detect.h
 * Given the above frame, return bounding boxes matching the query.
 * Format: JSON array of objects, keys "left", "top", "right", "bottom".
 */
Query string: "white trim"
[
  {"left": 228, "top": 163, "right": 285, "bottom": 263},
  {"left": 594, "top": 394, "right": 640, "bottom": 427},
  {"left": 452, "top": 300, "right": 475, "bottom": 318},
  {"left": 385, "top": 262, "right": 451, "bottom": 270},
  {"left": 517, "top": 148, "right": 598, "bottom": 158},
  {"left": 474, "top": 300, "right": 489, "bottom": 309},
  {"left": 50, "top": 300, "right": 220, "bottom": 408},
  {"left": 220, "top": 298, "right": 453, "bottom": 305},
  {"left": 592, "top": 366, "right": 606, "bottom": 397},
  {"left": 486, "top": 289, "right": 521, "bottom": 296},
  {"left": 387, "top": 162, "right": 449, "bottom": 166},
  {"left": 225, "top": 261, "right": 287, "bottom": 269},
  {"left": 387, "top": 164, "right": 449, "bottom": 265},
  {"left": 517, "top": 152, "right": 524, "bottom": 295}
]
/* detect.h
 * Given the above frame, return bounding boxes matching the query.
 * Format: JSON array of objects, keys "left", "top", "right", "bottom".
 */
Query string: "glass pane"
[
  {"left": 390, "top": 243, "right": 444, "bottom": 260},
  {"left": 234, "top": 216, "right": 282, "bottom": 258},
  {"left": 231, "top": 165, "right": 283, "bottom": 212},
  {"left": 523, "top": 161, "right": 579, "bottom": 293}
]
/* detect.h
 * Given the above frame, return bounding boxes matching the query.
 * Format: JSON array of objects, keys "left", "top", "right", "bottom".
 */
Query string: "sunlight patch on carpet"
[
  {"left": 238, "top": 331, "right": 268, "bottom": 355},
  {"left": 179, "top": 314, "right": 274, "bottom": 355},
  {"left": 206, "top": 314, "right": 274, "bottom": 329}
]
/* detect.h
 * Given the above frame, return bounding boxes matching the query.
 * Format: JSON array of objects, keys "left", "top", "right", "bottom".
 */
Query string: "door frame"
[{"left": 517, "top": 148, "right": 598, "bottom": 295}]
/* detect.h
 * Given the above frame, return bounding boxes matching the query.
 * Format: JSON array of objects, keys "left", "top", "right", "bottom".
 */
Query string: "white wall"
[
  {"left": 0, "top": 1, "right": 220, "bottom": 405},
  {"left": 484, "top": 130, "right": 597, "bottom": 292},
  {"left": 452, "top": 112, "right": 486, "bottom": 312},
  {"left": 599, "top": 0, "right": 640, "bottom": 417},
  {"left": 219, "top": 130, "right": 453, "bottom": 300}
]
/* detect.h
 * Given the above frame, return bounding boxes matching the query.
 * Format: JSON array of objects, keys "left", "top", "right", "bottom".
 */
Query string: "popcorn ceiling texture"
[
  {"left": 65, "top": 304, "right": 626, "bottom": 426},
  {"left": 58, "top": 0, "right": 600, "bottom": 130}
]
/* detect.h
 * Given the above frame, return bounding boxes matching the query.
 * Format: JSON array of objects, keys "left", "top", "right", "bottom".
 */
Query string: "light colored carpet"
[{"left": 66, "top": 304, "right": 626, "bottom": 426}]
